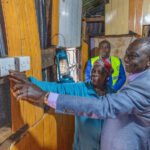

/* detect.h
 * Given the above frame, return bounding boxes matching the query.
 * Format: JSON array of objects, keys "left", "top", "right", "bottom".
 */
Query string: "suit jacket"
[{"left": 56, "top": 69, "right": 150, "bottom": 150}]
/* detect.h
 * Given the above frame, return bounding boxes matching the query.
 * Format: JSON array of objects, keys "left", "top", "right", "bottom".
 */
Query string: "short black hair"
[{"left": 99, "top": 40, "right": 111, "bottom": 49}]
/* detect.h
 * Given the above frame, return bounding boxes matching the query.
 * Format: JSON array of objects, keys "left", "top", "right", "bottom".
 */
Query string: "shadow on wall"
[{"left": 0, "top": 81, "right": 11, "bottom": 127}]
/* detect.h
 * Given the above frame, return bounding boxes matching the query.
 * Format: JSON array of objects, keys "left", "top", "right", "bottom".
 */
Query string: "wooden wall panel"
[
  {"left": 44, "top": 110, "right": 75, "bottom": 150},
  {"left": 142, "top": 0, "right": 150, "bottom": 25},
  {"left": 134, "top": 0, "right": 143, "bottom": 35},
  {"left": 11, "top": 115, "right": 45, "bottom": 150},
  {"left": 129, "top": 0, "right": 143, "bottom": 35},
  {"left": 10, "top": 112, "right": 74, "bottom": 150},
  {"left": 105, "top": 0, "right": 129, "bottom": 35},
  {"left": 1, "top": 0, "right": 43, "bottom": 133},
  {"left": 81, "top": 40, "right": 88, "bottom": 81},
  {"left": 51, "top": 0, "right": 59, "bottom": 45},
  {"left": 1, "top": 0, "right": 75, "bottom": 149},
  {"left": 23, "top": 0, "right": 43, "bottom": 125},
  {"left": 105, "top": 0, "right": 148, "bottom": 36},
  {"left": 1, "top": 0, "right": 25, "bottom": 132},
  {"left": 43, "top": 113, "right": 57, "bottom": 150},
  {"left": 129, "top": 0, "right": 135, "bottom": 33}
]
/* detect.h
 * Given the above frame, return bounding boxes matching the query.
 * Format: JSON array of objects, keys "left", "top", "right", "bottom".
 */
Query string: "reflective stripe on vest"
[
  {"left": 91, "top": 56, "right": 120, "bottom": 86},
  {"left": 91, "top": 56, "right": 100, "bottom": 66},
  {"left": 110, "top": 56, "right": 120, "bottom": 85}
]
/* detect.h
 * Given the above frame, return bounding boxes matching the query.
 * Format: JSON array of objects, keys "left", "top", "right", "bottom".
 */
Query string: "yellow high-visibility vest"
[{"left": 91, "top": 56, "right": 120, "bottom": 85}]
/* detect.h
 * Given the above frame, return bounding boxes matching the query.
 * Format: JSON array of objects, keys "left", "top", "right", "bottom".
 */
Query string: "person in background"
[
  {"left": 85, "top": 40, "right": 126, "bottom": 91},
  {"left": 9, "top": 59, "right": 115, "bottom": 150},
  {"left": 10, "top": 37, "right": 150, "bottom": 150}
]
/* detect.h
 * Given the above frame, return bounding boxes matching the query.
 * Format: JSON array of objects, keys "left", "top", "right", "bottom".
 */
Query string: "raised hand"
[{"left": 9, "top": 75, "right": 47, "bottom": 103}]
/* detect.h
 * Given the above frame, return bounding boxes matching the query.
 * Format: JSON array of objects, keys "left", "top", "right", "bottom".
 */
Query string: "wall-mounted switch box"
[
  {"left": 0, "top": 56, "right": 30, "bottom": 77},
  {"left": 15, "top": 56, "right": 30, "bottom": 72},
  {"left": 0, "top": 57, "right": 15, "bottom": 77}
]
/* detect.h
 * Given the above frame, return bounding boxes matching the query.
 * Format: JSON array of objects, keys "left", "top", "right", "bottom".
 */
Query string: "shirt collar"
[{"left": 128, "top": 69, "right": 148, "bottom": 82}]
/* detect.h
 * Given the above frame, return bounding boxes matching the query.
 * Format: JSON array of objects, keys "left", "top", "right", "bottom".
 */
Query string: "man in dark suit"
[{"left": 10, "top": 38, "right": 150, "bottom": 150}]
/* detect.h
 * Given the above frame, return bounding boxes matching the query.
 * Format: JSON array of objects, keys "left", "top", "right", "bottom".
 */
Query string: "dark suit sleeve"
[{"left": 56, "top": 87, "right": 147, "bottom": 119}]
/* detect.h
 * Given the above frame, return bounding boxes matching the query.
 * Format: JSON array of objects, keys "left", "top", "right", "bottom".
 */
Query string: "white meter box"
[
  {"left": 0, "top": 57, "right": 15, "bottom": 77},
  {"left": 15, "top": 56, "right": 30, "bottom": 72}
]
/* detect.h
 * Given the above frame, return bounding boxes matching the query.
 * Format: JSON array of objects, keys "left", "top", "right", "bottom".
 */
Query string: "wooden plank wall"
[
  {"left": 10, "top": 110, "right": 74, "bottom": 150},
  {"left": 105, "top": 0, "right": 150, "bottom": 36},
  {"left": 142, "top": 0, "right": 150, "bottom": 25},
  {"left": 10, "top": 112, "right": 57, "bottom": 150},
  {"left": 105, "top": 0, "right": 129, "bottom": 35},
  {"left": 1, "top": 0, "right": 44, "bottom": 148},
  {"left": 51, "top": 0, "right": 59, "bottom": 45},
  {"left": 81, "top": 40, "right": 88, "bottom": 81},
  {"left": 1, "top": 0, "right": 75, "bottom": 149},
  {"left": 1, "top": 0, "right": 43, "bottom": 133},
  {"left": 129, "top": 0, "right": 143, "bottom": 36}
]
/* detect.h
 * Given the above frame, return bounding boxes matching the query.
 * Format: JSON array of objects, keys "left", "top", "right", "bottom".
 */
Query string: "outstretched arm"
[
  {"left": 55, "top": 87, "right": 147, "bottom": 119},
  {"left": 9, "top": 70, "right": 84, "bottom": 95},
  {"left": 10, "top": 72, "right": 148, "bottom": 120}
]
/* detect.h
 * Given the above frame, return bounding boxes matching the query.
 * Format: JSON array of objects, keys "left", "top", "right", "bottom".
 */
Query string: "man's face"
[
  {"left": 124, "top": 41, "right": 150, "bottom": 74},
  {"left": 99, "top": 42, "right": 110, "bottom": 58}
]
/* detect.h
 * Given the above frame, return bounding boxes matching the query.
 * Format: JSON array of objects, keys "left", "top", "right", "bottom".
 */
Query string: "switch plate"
[
  {"left": 15, "top": 56, "right": 30, "bottom": 72},
  {"left": 0, "top": 57, "right": 15, "bottom": 77}
]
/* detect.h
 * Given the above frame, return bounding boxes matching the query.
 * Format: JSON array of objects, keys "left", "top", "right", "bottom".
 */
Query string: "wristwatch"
[{"left": 44, "top": 92, "right": 50, "bottom": 104}]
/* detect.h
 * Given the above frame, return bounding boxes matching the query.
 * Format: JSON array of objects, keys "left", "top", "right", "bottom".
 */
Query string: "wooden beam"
[
  {"left": 86, "top": 17, "right": 105, "bottom": 22},
  {"left": 51, "top": 0, "right": 59, "bottom": 45},
  {"left": 41, "top": 47, "right": 56, "bottom": 69},
  {"left": 0, "top": 124, "right": 28, "bottom": 150},
  {"left": 0, "top": 126, "right": 11, "bottom": 144}
]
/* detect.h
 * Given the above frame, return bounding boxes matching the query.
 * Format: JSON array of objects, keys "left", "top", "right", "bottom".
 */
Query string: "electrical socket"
[
  {"left": 15, "top": 56, "right": 30, "bottom": 72},
  {"left": 0, "top": 57, "right": 15, "bottom": 77}
]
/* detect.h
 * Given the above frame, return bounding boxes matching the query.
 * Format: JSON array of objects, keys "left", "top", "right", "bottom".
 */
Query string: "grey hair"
[{"left": 132, "top": 38, "right": 150, "bottom": 56}]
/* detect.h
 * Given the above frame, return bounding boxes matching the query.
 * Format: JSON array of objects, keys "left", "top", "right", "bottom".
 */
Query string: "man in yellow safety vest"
[{"left": 85, "top": 40, "right": 126, "bottom": 91}]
